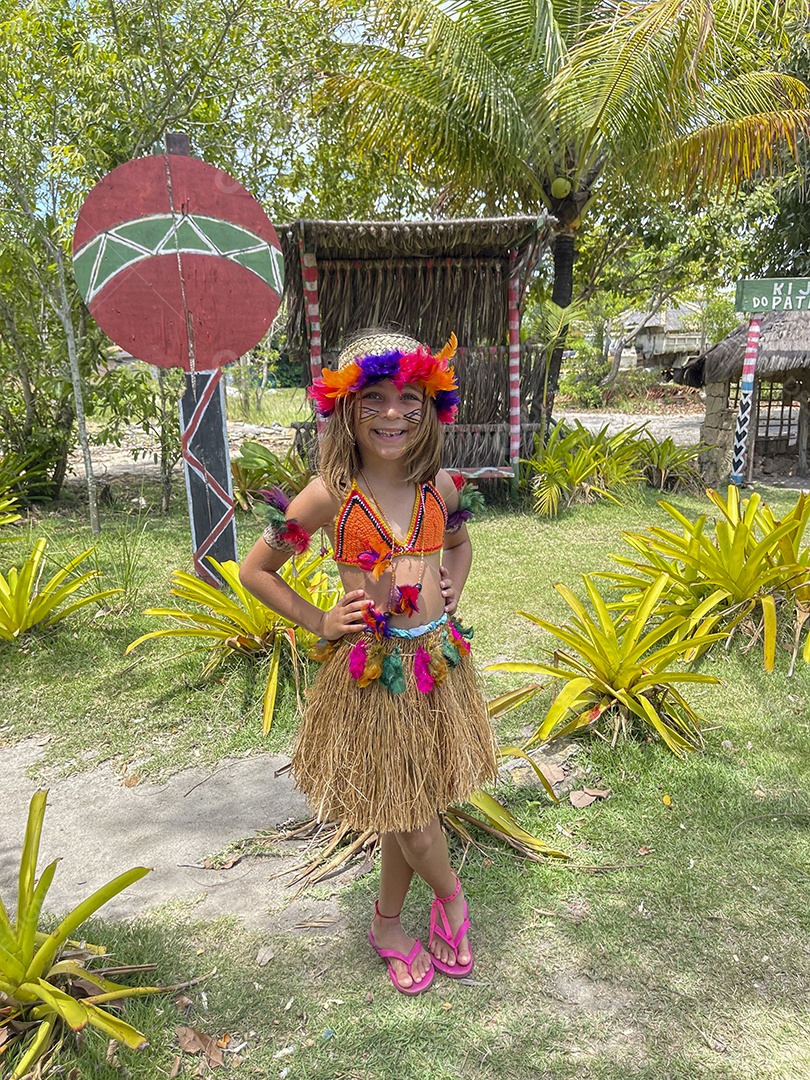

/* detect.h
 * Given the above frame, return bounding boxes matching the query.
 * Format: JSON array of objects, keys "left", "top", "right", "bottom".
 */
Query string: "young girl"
[{"left": 240, "top": 330, "right": 497, "bottom": 996}]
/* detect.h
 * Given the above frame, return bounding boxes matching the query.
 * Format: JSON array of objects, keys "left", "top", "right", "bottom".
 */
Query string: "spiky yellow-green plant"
[
  {"left": 126, "top": 552, "right": 340, "bottom": 732},
  {"left": 1, "top": 791, "right": 160, "bottom": 1079}
]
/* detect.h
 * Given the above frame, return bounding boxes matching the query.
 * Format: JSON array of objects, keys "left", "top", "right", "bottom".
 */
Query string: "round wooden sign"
[{"left": 72, "top": 155, "right": 283, "bottom": 370}]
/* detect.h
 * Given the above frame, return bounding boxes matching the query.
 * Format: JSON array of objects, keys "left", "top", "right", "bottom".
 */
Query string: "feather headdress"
[{"left": 308, "top": 331, "right": 460, "bottom": 424}]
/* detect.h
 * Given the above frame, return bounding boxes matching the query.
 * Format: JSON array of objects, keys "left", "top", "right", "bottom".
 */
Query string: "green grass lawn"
[
  {"left": 225, "top": 385, "right": 311, "bottom": 427},
  {"left": 2, "top": 481, "right": 809, "bottom": 1079}
]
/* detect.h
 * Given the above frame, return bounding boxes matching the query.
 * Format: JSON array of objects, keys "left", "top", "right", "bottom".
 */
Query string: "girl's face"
[{"left": 354, "top": 379, "right": 424, "bottom": 459}]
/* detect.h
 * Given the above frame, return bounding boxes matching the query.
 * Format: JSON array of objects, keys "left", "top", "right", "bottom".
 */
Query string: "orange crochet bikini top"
[{"left": 333, "top": 480, "right": 447, "bottom": 567}]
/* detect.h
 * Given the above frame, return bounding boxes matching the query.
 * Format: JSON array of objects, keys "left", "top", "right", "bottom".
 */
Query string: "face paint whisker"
[{"left": 403, "top": 409, "right": 422, "bottom": 425}]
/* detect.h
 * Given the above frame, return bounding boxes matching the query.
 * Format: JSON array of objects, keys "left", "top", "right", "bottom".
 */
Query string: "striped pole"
[
  {"left": 299, "top": 244, "right": 324, "bottom": 437},
  {"left": 179, "top": 368, "right": 237, "bottom": 587},
  {"left": 730, "top": 316, "right": 762, "bottom": 485},
  {"left": 507, "top": 250, "right": 521, "bottom": 487}
]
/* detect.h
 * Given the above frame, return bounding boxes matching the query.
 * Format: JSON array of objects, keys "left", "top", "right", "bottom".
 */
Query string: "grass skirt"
[{"left": 292, "top": 627, "right": 498, "bottom": 834}]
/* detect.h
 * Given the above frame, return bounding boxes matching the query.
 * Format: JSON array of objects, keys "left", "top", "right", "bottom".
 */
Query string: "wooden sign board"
[
  {"left": 73, "top": 153, "right": 283, "bottom": 584},
  {"left": 735, "top": 278, "right": 810, "bottom": 313}
]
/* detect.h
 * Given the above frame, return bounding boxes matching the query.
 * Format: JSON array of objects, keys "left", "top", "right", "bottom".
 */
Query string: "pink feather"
[
  {"left": 414, "top": 646, "right": 435, "bottom": 693},
  {"left": 348, "top": 639, "right": 368, "bottom": 680}
]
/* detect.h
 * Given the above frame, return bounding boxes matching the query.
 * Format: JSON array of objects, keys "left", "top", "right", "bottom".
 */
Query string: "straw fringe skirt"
[{"left": 291, "top": 628, "right": 498, "bottom": 834}]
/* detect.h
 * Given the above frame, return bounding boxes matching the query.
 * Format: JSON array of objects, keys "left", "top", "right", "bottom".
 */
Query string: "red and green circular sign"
[{"left": 73, "top": 155, "right": 283, "bottom": 370}]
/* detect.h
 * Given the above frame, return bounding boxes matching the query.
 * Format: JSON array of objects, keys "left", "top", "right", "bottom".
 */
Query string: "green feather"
[
  {"left": 441, "top": 633, "right": 461, "bottom": 667},
  {"left": 381, "top": 648, "right": 407, "bottom": 694}
]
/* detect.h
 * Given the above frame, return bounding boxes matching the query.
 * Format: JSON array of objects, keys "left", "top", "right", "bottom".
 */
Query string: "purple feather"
[
  {"left": 446, "top": 508, "right": 473, "bottom": 533},
  {"left": 258, "top": 486, "right": 290, "bottom": 512},
  {"left": 357, "top": 351, "right": 404, "bottom": 383}
]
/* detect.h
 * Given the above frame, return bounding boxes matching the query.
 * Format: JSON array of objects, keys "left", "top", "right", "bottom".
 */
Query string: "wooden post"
[
  {"left": 299, "top": 230, "right": 324, "bottom": 437},
  {"left": 507, "top": 250, "right": 521, "bottom": 490},
  {"left": 798, "top": 387, "right": 809, "bottom": 477},
  {"left": 168, "top": 135, "right": 238, "bottom": 585},
  {"left": 730, "top": 316, "right": 761, "bottom": 485}
]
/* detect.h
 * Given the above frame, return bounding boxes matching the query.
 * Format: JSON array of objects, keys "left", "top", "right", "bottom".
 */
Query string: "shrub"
[
  {"left": 487, "top": 574, "right": 722, "bottom": 756},
  {"left": 522, "top": 420, "right": 645, "bottom": 517},
  {"left": 231, "top": 442, "right": 313, "bottom": 512},
  {"left": 0, "top": 539, "right": 122, "bottom": 640},
  {"left": 1, "top": 791, "right": 157, "bottom": 1079},
  {"left": 126, "top": 553, "right": 340, "bottom": 731},
  {"left": 599, "top": 487, "right": 810, "bottom": 673}
]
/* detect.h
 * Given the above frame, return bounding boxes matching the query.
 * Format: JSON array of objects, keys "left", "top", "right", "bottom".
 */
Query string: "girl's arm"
[
  {"left": 239, "top": 478, "right": 372, "bottom": 640},
  {"left": 436, "top": 470, "right": 472, "bottom": 614}
]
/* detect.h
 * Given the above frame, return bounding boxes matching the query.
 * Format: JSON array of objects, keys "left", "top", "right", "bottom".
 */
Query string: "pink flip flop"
[
  {"left": 429, "top": 876, "right": 474, "bottom": 978},
  {"left": 368, "top": 927, "right": 435, "bottom": 996}
]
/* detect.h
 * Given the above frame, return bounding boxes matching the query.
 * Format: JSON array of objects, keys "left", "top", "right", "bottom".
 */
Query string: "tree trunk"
[
  {"left": 534, "top": 231, "right": 576, "bottom": 429},
  {"left": 55, "top": 250, "right": 99, "bottom": 535},
  {"left": 158, "top": 368, "right": 175, "bottom": 513}
]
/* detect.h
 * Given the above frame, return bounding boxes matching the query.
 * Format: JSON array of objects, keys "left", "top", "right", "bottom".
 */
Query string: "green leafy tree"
[
  {"left": 321, "top": 0, "right": 810, "bottom": 417},
  {"left": 0, "top": 0, "right": 419, "bottom": 518}
]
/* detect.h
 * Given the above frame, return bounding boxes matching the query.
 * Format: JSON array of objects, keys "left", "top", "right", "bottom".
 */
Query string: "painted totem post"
[
  {"left": 731, "top": 278, "right": 810, "bottom": 485},
  {"left": 72, "top": 150, "right": 283, "bottom": 585}
]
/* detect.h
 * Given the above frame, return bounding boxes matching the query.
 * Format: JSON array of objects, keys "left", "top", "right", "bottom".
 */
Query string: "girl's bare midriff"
[{"left": 333, "top": 551, "right": 445, "bottom": 629}]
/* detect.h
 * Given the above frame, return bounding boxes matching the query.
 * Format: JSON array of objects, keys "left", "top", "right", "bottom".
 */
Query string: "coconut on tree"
[{"left": 320, "top": 0, "right": 810, "bottom": 419}]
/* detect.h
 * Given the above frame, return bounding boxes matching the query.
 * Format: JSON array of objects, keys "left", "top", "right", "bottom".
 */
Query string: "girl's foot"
[
  {"left": 370, "top": 910, "right": 433, "bottom": 991},
  {"left": 429, "top": 878, "right": 473, "bottom": 976}
]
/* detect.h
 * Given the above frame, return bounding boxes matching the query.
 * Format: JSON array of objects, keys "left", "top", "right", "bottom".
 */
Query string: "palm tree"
[{"left": 322, "top": 0, "right": 810, "bottom": 418}]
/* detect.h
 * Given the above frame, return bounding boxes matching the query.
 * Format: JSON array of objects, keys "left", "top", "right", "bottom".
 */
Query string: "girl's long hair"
[{"left": 319, "top": 394, "right": 444, "bottom": 499}]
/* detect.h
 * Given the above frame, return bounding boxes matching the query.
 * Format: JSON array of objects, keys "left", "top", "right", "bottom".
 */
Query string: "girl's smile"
[{"left": 357, "top": 380, "right": 423, "bottom": 454}]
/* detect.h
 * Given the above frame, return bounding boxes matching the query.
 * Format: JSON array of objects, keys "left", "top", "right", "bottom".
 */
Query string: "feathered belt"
[{"left": 309, "top": 616, "right": 474, "bottom": 695}]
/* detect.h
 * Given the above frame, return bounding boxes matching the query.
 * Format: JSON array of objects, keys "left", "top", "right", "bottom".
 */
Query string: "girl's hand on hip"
[
  {"left": 440, "top": 564, "right": 458, "bottom": 614},
  {"left": 322, "top": 591, "right": 369, "bottom": 641}
]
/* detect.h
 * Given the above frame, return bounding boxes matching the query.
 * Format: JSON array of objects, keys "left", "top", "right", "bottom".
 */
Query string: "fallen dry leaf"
[
  {"left": 122, "top": 774, "right": 140, "bottom": 788},
  {"left": 569, "top": 790, "right": 597, "bottom": 809},
  {"left": 174, "top": 994, "right": 194, "bottom": 1014},
  {"left": 202, "top": 854, "right": 243, "bottom": 870},
  {"left": 169, "top": 1054, "right": 182, "bottom": 1078},
  {"left": 638, "top": 846, "right": 652, "bottom": 857},
  {"left": 256, "top": 946, "right": 275, "bottom": 967},
  {"left": 176, "top": 1025, "right": 225, "bottom": 1069},
  {"left": 216, "top": 1033, "right": 231, "bottom": 1049},
  {"left": 539, "top": 762, "right": 565, "bottom": 785},
  {"left": 583, "top": 787, "right": 610, "bottom": 799}
]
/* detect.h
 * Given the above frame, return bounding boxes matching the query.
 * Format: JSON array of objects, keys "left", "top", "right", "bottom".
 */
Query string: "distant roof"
[
  {"left": 277, "top": 215, "right": 553, "bottom": 358},
  {"left": 679, "top": 312, "right": 810, "bottom": 386},
  {"left": 620, "top": 301, "right": 702, "bottom": 333}
]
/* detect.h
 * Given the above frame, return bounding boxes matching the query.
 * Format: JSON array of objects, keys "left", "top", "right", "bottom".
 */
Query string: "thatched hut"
[
  {"left": 277, "top": 216, "right": 553, "bottom": 477},
  {"left": 679, "top": 311, "right": 810, "bottom": 482}
]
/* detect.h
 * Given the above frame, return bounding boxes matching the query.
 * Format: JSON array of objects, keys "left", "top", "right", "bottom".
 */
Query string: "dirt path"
[
  {"left": 0, "top": 740, "right": 345, "bottom": 932},
  {"left": 66, "top": 420, "right": 295, "bottom": 482}
]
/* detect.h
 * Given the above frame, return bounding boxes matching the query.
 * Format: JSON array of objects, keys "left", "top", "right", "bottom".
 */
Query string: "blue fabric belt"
[{"left": 387, "top": 613, "right": 448, "bottom": 639}]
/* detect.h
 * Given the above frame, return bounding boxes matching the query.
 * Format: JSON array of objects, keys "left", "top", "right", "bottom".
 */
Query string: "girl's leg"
[
  {"left": 370, "top": 833, "right": 433, "bottom": 989},
  {"left": 395, "top": 817, "right": 471, "bottom": 971}
]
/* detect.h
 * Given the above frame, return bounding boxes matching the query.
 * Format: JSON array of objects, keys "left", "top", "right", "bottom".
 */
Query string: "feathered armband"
[
  {"left": 255, "top": 486, "right": 311, "bottom": 555},
  {"left": 446, "top": 474, "right": 486, "bottom": 533}
]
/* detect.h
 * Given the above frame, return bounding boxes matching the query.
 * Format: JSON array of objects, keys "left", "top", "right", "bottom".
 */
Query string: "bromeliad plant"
[
  {"left": 231, "top": 442, "right": 313, "bottom": 511},
  {"left": 523, "top": 420, "right": 646, "bottom": 518},
  {"left": 487, "top": 574, "right": 724, "bottom": 757},
  {"left": 751, "top": 491, "right": 810, "bottom": 676},
  {"left": 640, "top": 435, "right": 707, "bottom": 492},
  {"left": 0, "top": 538, "right": 123, "bottom": 640},
  {"left": 600, "top": 487, "right": 809, "bottom": 673},
  {"left": 126, "top": 553, "right": 341, "bottom": 732},
  {"left": 0, "top": 791, "right": 157, "bottom": 1078}
]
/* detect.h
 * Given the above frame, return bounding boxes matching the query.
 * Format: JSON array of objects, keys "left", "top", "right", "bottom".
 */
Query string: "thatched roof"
[
  {"left": 679, "top": 311, "right": 810, "bottom": 386},
  {"left": 278, "top": 216, "right": 552, "bottom": 362}
]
